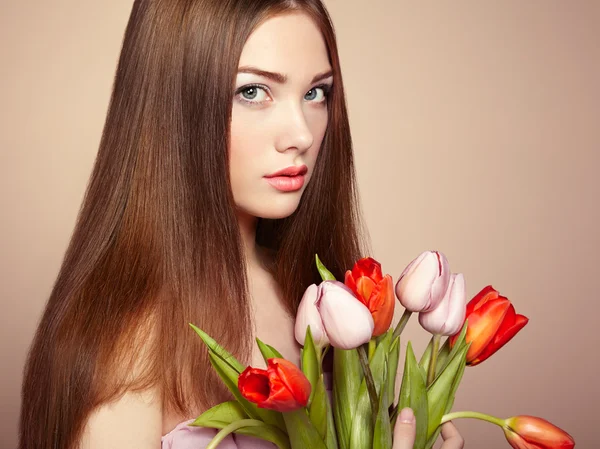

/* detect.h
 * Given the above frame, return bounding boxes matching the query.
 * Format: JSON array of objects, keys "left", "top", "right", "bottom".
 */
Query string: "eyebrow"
[{"left": 237, "top": 66, "right": 334, "bottom": 84}]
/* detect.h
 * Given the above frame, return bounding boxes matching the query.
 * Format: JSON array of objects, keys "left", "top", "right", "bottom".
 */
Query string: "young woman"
[{"left": 19, "top": 1, "right": 464, "bottom": 448}]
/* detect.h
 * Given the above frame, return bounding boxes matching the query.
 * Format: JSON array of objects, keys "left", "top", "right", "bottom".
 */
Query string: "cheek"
[
  {"left": 229, "top": 111, "right": 265, "bottom": 175},
  {"left": 306, "top": 109, "right": 328, "bottom": 157}
]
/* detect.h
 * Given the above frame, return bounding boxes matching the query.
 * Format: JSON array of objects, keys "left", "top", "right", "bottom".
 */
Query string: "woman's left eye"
[{"left": 305, "top": 86, "right": 329, "bottom": 102}]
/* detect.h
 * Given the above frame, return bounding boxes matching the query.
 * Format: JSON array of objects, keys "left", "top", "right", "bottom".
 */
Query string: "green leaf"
[
  {"left": 324, "top": 385, "right": 339, "bottom": 449},
  {"left": 432, "top": 339, "right": 451, "bottom": 379},
  {"left": 373, "top": 369, "right": 392, "bottom": 449},
  {"left": 349, "top": 337, "right": 391, "bottom": 449},
  {"left": 386, "top": 336, "right": 400, "bottom": 409},
  {"left": 256, "top": 338, "right": 284, "bottom": 364},
  {"left": 349, "top": 380, "right": 374, "bottom": 449},
  {"left": 371, "top": 332, "right": 393, "bottom": 389},
  {"left": 425, "top": 342, "right": 469, "bottom": 441},
  {"left": 301, "top": 326, "right": 321, "bottom": 406},
  {"left": 189, "top": 323, "right": 245, "bottom": 373},
  {"left": 283, "top": 409, "right": 328, "bottom": 449},
  {"left": 230, "top": 423, "right": 292, "bottom": 449},
  {"left": 204, "top": 419, "right": 291, "bottom": 449},
  {"left": 332, "top": 348, "right": 362, "bottom": 449},
  {"left": 418, "top": 336, "right": 434, "bottom": 373},
  {"left": 309, "top": 375, "right": 328, "bottom": 440},
  {"left": 316, "top": 254, "right": 337, "bottom": 281},
  {"left": 430, "top": 320, "right": 469, "bottom": 383},
  {"left": 207, "top": 352, "right": 286, "bottom": 432},
  {"left": 397, "top": 341, "right": 429, "bottom": 449},
  {"left": 191, "top": 401, "right": 247, "bottom": 428}
]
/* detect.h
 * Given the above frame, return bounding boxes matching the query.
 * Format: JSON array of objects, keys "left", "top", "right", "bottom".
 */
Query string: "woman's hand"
[{"left": 392, "top": 408, "right": 464, "bottom": 449}]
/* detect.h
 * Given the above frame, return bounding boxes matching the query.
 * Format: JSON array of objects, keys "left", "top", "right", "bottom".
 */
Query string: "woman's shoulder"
[{"left": 81, "top": 388, "right": 163, "bottom": 448}]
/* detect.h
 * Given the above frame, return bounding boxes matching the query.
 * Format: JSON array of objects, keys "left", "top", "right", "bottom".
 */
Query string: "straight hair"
[{"left": 19, "top": 1, "right": 371, "bottom": 448}]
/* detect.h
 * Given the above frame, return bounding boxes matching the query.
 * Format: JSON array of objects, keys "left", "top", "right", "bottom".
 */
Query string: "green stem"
[
  {"left": 368, "top": 339, "right": 376, "bottom": 360},
  {"left": 426, "top": 334, "right": 442, "bottom": 386},
  {"left": 441, "top": 411, "right": 505, "bottom": 428},
  {"left": 205, "top": 419, "right": 267, "bottom": 449},
  {"left": 392, "top": 309, "right": 412, "bottom": 340},
  {"left": 357, "top": 344, "right": 378, "bottom": 426}
]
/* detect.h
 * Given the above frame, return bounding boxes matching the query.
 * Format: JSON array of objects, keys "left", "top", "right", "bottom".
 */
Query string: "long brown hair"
[{"left": 19, "top": 1, "right": 371, "bottom": 448}]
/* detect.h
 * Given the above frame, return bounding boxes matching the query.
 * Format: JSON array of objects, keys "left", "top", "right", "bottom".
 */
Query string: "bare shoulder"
[
  {"left": 79, "top": 311, "right": 163, "bottom": 449},
  {"left": 79, "top": 387, "right": 162, "bottom": 449}
]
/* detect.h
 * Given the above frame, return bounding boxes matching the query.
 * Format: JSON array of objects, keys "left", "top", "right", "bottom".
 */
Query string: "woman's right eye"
[{"left": 236, "top": 85, "right": 271, "bottom": 105}]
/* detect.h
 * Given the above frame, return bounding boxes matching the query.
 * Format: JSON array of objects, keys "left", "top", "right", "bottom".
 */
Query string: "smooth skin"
[
  {"left": 80, "top": 10, "right": 464, "bottom": 448},
  {"left": 394, "top": 407, "right": 464, "bottom": 449}
]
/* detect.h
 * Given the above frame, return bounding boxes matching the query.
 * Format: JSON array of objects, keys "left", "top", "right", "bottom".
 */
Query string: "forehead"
[{"left": 238, "top": 12, "right": 330, "bottom": 74}]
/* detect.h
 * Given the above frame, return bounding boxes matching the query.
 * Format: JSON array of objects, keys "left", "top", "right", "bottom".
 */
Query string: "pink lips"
[{"left": 264, "top": 165, "right": 308, "bottom": 192}]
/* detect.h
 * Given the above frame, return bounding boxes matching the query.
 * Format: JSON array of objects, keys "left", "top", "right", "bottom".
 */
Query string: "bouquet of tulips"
[{"left": 189, "top": 251, "right": 575, "bottom": 449}]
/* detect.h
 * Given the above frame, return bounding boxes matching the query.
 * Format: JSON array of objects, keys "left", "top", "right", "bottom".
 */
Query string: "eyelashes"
[{"left": 234, "top": 83, "right": 332, "bottom": 106}]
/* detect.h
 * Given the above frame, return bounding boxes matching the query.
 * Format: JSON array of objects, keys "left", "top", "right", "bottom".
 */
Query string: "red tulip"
[
  {"left": 344, "top": 257, "right": 396, "bottom": 336},
  {"left": 238, "top": 358, "right": 311, "bottom": 412},
  {"left": 449, "top": 285, "right": 528, "bottom": 366},
  {"left": 503, "top": 415, "right": 575, "bottom": 449}
]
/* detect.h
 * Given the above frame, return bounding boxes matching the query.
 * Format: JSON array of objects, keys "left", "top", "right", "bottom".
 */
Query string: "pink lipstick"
[{"left": 264, "top": 165, "right": 308, "bottom": 192}]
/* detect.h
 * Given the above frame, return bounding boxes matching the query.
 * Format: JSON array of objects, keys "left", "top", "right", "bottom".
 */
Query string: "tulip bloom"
[
  {"left": 238, "top": 358, "right": 311, "bottom": 412},
  {"left": 344, "top": 257, "right": 396, "bottom": 336},
  {"left": 294, "top": 284, "right": 330, "bottom": 349},
  {"left": 449, "top": 285, "right": 528, "bottom": 366},
  {"left": 419, "top": 273, "right": 467, "bottom": 336},
  {"left": 316, "top": 280, "right": 375, "bottom": 349},
  {"left": 503, "top": 415, "right": 575, "bottom": 449},
  {"left": 395, "top": 250, "right": 451, "bottom": 313}
]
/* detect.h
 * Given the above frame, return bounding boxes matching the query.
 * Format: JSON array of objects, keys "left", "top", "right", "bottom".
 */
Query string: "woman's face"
[{"left": 229, "top": 12, "right": 332, "bottom": 220}]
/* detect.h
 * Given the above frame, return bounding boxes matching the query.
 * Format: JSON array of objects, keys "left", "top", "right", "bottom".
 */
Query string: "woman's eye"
[
  {"left": 238, "top": 86, "right": 270, "bottom": 104},
  {"left": 305, "top": 87, "right": 327, "bottom": 102}
]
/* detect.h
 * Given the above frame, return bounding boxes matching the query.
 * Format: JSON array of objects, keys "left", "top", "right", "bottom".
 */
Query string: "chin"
[{"left": 254, "top": 196, "right": 303, "bottom": 220}]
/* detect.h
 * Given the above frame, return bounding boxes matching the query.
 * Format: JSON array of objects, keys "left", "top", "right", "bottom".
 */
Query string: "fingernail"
[{"left": 399, "top": 407, "right": 415, "bottom": 424}]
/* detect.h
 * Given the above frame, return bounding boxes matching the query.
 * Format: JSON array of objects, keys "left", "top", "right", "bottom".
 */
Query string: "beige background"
[{"left": 1, "top": 1, "right": 598, "bottom": 448}]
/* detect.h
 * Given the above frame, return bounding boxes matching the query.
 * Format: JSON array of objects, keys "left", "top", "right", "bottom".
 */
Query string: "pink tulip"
[
  {"left": 295, "top": 284, "right": 330, "bottom": 349},
  {"left": 418, "top": 273, "right": 467, "bottom": 336},
  {"left": 316, "top": 281, "right": 375, "bottom": 349},
  {"left": 395, "top": 251, "right": 451, "bottom": 312}
]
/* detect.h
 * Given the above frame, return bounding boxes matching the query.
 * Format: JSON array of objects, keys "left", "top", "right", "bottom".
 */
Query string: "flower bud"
[
  {"left": 238, "top": 358, "right": 311, "bottom": 412},
  {"left": 503, "top": 415, "right": 575, "bottom": 449},
  {"left": 316, "top": 280, "right": 374, "bottom": 349},
  {"left": 449, "top": 285, "right": 529, "bottom": 366},
  {"left": 395, "top": 251, "right": 451, "bottom": 312},
  {"left": 419, "top": 273, "right": 466, "bottom": 336},
  {"left": 344, "top": 257, "right": 396, "bottom": 337}
]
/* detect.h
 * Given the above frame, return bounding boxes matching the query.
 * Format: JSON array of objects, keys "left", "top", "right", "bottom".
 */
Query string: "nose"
[{"left": 274, "top": 102, "right": 314, "bottom": 153}]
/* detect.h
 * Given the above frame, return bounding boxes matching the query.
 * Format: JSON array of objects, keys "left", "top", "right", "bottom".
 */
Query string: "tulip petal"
[
  {"left": 239, "top": 368, "right": 271, "bottom": 403},
  {"left": 419, "top": 273, "right": 466, "bottom": 336},
  {"left": 356, "top": 276, "right": 376, "bottom": 307},
  {"left": 317, "top": 281, "right": 374, "bottom": 349},
  {"left": 505, "top": 416, "right": 575, "bottom": 449},
  {"left": 295, "top": 284, "right": 329, "bottom": 348},
  {"left": 352, "top": 257, "right": 383, "bottom": 283},
  {"left": 471, "top": 305, "right": 529, "bottom": 365},
  {"left": 443, "top": 274, "right": 467, "bottom": 336},
  {"left": 396, "top": 251, "right": 450, "bottom": 312},
  {"left": 344, "top": 270, "right": 358, "bottom": 297},
  {"left": 466, "top": 285, "right": 499, "bottom": 315},
  {"left": 263, "top": 375, "right": 302, "bottom": 411},
  {"left": 270, "top": 359, "right": 311, "bottom": 407},
  {"left": 463, "top": 299, "right": 511, "bottom": 361},
  {"left": 368, "top": 275, "right": 396, "bottom": 336}
]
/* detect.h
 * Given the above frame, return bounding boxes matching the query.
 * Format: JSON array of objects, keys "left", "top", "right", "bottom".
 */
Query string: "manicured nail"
[{"left": 399, "top": 407, "right": 415, "bottom": 424}]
